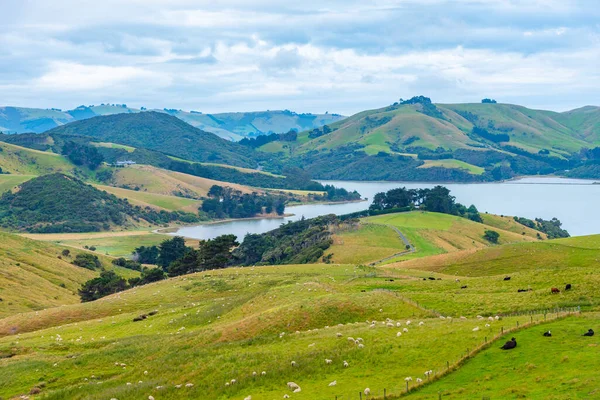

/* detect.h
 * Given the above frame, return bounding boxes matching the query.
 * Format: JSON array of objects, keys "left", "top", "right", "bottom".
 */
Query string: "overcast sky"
[{"left": 1, "top": 0, "right": 598, "bottom": 115}]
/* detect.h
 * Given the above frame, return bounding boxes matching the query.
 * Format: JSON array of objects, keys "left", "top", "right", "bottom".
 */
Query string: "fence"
[{"left": 327, "top": 308, "right": 580, "bottom": 399}]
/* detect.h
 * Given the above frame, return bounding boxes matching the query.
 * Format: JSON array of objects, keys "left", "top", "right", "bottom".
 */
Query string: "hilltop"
[
  {"left": 259, "top": 98, "right": 600, "bottom": 181},
  {"left": 44, "top": 112, "right": 261, "bottom": 168},
  {"left": 0, "top": 105, "right": 343, "bottom": 141},
  {"left": 0, "top": 174, "right": 198, "bottom": 233}
]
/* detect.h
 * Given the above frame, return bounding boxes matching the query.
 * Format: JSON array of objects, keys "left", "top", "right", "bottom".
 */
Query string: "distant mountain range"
[{"left": 0, "top": 104, "right": 345, "bottom": 141}]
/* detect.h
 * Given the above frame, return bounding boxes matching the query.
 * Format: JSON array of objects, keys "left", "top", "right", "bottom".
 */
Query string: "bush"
[
  {"left": 72, "top": 253, "right": 102, "bottom": 270},
  {"left": 483, "top": 230, "right": 500, "bottom": 244}
]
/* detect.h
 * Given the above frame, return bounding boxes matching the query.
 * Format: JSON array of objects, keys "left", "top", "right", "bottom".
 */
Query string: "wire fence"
[{"left": 327, "top": 307, "right": 580, "bottom": 399}]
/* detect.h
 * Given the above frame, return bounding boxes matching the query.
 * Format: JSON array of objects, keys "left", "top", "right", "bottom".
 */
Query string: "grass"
[
  {"left": 418, "top": 159, "right": 485, "bottom": 175},
  {"left": 0, "top": 142, "right": 75, "bottom": 175},
  {"left": 0, "top": 174, "right": 34, "bottom": 194},
  {"left": 326, "top": 224, "right": 408, "bottom": 264},
  {"left": 1, "top": 212, "right": 600, "bottom": 399},
  {"left": 364, "top": 211, "right": 540, "bottom": 263},
  {"left": 91, "top": 142, "right": 136, "bottom": 152},
  {"left": 0, "top": 232, "right": 138, "bottom": 318},
  {"left": 95, "top": 184, "right": 202, "bottom": 212}
]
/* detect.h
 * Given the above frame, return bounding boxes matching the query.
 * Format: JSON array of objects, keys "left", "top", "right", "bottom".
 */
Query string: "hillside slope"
[
  {"left": 0, "top": 232, "right": 137, "bottom": 317},
  {"left": 45, "top": 112, "right": 260, "bottom": 168},
  {"left": 0, "top": 105, "right": 343, "bottom": 140}
]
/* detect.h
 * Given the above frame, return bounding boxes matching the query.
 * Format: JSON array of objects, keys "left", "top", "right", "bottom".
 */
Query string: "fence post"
[
  {"left": 360, "top": 392, "right": 362, "bottom": 400},
  {"left": 447, "top": 360, "right": 449, "bottom": 370},
  {"left": 384, "top": 388, "right": 386, "bottom": 399},
  {"left": 517, "top": 321, "right": 519, "bottom": 328}
]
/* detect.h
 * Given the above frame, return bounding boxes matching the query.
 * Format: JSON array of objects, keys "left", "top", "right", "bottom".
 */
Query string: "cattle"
[
  {"left": 503, "top": 277, "right": 511, "bottom": 281},
  {"left": 518, "top": 288, "right": 532, "bottom": 293},
  {"left": 428, "top": 277, "right": 436, "bottom": 281},
  {"left": 461, "top": 285, "right": 468, "bottom": 289},
  {"left": 500, "top": 337, "right": 517, "bottom": 350},
  {"left": 551, "top": 288, "right": 560, "bottom": 294},
  {"left": 565, "top": 284, "right": 572, "bottom": 290},
  {"left": 543, "top": 331, "right": 552, "bottom": 337},
  {"left": 583, "top": 329, "right": 594, "bottom": 337}
]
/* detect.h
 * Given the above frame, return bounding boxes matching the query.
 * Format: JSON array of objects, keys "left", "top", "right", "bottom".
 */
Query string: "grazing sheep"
[
  {"left": 328, "top": 380, "right": 337, "bottom": 386},
  {"left": 405, "top": 377, "right": 413, "bottom": 382},
  {"left": 356, "top": 338, "right": 364, "bottom": 343},
  {"left": 416, "top": 378, "right": 423, "bottom": 383},
  {"left": 403, "top": 328, "right": 408, "bottom": 333},
  {"left": 148, "top": 396, "right": 155, "bottom": 400},
  {"left": 175, "top": 384, "right": 182, "bottom": 388},
  {"left": 551, "top": 287, "right": 560, "bottom": 294},
  {"left": 501, "top": 337, "right": 517, "bottom": 350},
  {"left": 419, "top": 321, "right": 424, "bottom": 326},
  {"left": 252, "top": 371, "right": 257, "bottom": 377},
  {"left": 543, "top": 331, "right": 552, "bottom": 337},
  {"left": 287, "top": 382, "right": 300, "bottom": 390},
  {"left": 358, "top": 343, "right": 365, "bottom": 349},
  {"left": 325, "top": 359, "right": 332, "bottom": 364},
  {"left": 396, "top": 322, "right": 402, "bottom": 327},
  {"left": 347, "top": 337, "right": 355, "bottom": 342},
  {"left": 291, "top": 361, "right": 297, "bottom": 367},
  {"left": 406, "top": 320, "right": 411, "bottom": 325},
  {"left": 565, "top": 284, "right": 572, "bottom": 290},
  {"left": 293, "top": 388, "right": 301, "bottom": 393},
  {"left": 244, "top": 396, "right": 252, "bottom": 400},
  {"left": 283, "top": 395, "right": 290, "bottom": 399},
  {"left": 397, "top": 332, "right": 402, "bottom": 337},
  {"left": 485, "top": 324, "right": 491, "bottom": 328},
  {"left": 230, "top": 379, "right": 236, "bottom": 385},
  {"left": 343, "top": 361, "right": 349, "bottom": 367},
  {"left": 364, "top": 388, "right": 371, "bottom": 395},
  {"left": 261, "top": 371, "right": 267, "bottom": 376},
  {"left": 336, "top": 332, "right": 342, "bottom": 338},
  {"left": 583, "top": 329, "right": 595, "bottom": 337},
  {"left": 472, "top": 327, "right": 480, "bottom": 332}
]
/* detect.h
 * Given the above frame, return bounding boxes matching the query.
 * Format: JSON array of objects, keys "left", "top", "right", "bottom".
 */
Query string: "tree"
[
  {"left": 157, "top": 237, "right": 188, "bottom": 269},
  {"left": 61, "top": 249, "right": 70, "bottom": 257},
  {"left": 481, "top": 98, "right": 497, "bottom": 104},
  {"left": 72, "top": 253, "right": 102, "bottom": 270},
  {"left": 133, "top": 245, "right": 159, "bottom": 264},
  {"left": 483, "top": 230, "right": 500, "bottom": 243},
  {"left": 422, "top": 186, "right": 455, "bottom": 214},
  {"left": 79, "top": 271, "right": 128, "bottom": 302}
]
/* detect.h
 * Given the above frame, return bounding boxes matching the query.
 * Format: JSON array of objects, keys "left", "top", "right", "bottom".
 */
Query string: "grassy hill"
[
  {"left": 0, "top": 141, "right": 78, "bottom": 175},
  {"left": 326, "top": 211, "right": 544, "bottom": 265},
  {"left": 44, "top": 112, "right": 261, "bottom": 168},
  {"left": 258, "top": 99, "right": 600, "bottom": 181},
  {"left": 0, "top": 237, "right": 598, "bottom": 399},
  {"left": 0, "top": 174, "right": 198, "bottom": 233},
  {"left": 0, "top": 105, "right": 343, "bottom": 141},
  {"left": 0, "top": 232, "right": 138, "bottom": 318}
]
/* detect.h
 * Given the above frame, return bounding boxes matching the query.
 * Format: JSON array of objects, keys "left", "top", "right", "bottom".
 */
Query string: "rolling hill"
[
  {"left": 44, "top": 112, "right": 261, "bottom": 168},
  {"left": 259, "top": 98, "right": 600, "bottom": 181},
  {"left": 0, "top": 232, "right": 138, "bottom": 317},
  {"left": 0, "top": 105, "right": 343, "bottom": 141}
]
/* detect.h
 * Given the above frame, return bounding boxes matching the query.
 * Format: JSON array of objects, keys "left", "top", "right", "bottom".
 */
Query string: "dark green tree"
[
  {"left": 157, "top": 236, "right": 188, "bottom": 269},
  {"left": 483, "top": 230, "right": 500, "bottom": 243},
  {"left": 79, "top": 271, "right": 128, "bottom": 302}
]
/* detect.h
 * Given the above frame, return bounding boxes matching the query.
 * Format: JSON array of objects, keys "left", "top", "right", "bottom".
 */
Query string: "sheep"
[
  {"left": 148, "top": 396, "right": 155, "bottom": 400},
  {"left": 328, "top": 380, "right": 337, "bottom": 386},
  {"left": 143, "top": 371, "right": 148, "bottom": 375},
  {"left": 347, "top": 337, "right": 355, "bottom": 342},
  {"left": 396, "top": 332, "right": 402, "bottom": 337},
  {"left": 418, "top": 321, "right": 424, "bottom": 326},
  {"left": 343, "top": 361, "right": 349, "bottom": 367},
  {"left": 396, "top": 322, "right": 402, "bottom": 327},
  {"left": 283, "top": 395, "right": 290, "bottom": 399},
  {"left": 500, "top": 337, "right": 517, "bottom": 350},
  {"left": 336, "top": 332, "right": 342, "bottom": 338},
  {"left": 488, "top": 317, "right": 494, "bottom": 321},
  {"left": 293, "top": 388, "right": 301, "bottom": 393},
  {"left": 473, "top": 327, "right": 480, "bottom": 332},
  {"left": 461, "top": 285, "right": 467, "bottom": 289},
  {"left": 406, "top": 320, "right": 412, "bottom": 325},
  {"left": 504, "top": 276, "right": 511, "bottom": 281},
  {"left": 230, "top": 379, "right": 237, "bottom": 385},
  {"left": 325, "top": 359, "right": 332, "bottom": 364},
  {"left": 583, "top": 329, "right": 594, "bottom": 337},
  {"left": 485, "top": 324, "right": 491, "bottom": 328},
  {"left": 252, "top": 371, "right": 257, "bottom": 377},
  {"left": 416, "top": 378, "right": 423, "bottom": 383},
  {"left": 364, "top": 388, "right": 371, "bottom": 395},
  {"left": 386, "top": 322, "right": 394, "bottom": 328},
  {"left": 244, "top": 396, "right": 252, "bottom": 400},
  {"left": 358, "top": 343, "right": 365, "bottom": 349},
  {"left": 356, "top": 338, "right": 364, "bottom": 343},
  {"left": 261, "top": 371, "right": 266, "bottom": 376},
  {"left": 287, "top": 382, "right": 300, "bottom": 390},
  {"left": 291, "top": 361, "right": 297, "bottom": 367},
  {"left": 175, "top": 384, "right": 182, "bottom": 388},
  {"left": 403, "top": 328, "right": 408, "bottom": 333},
  {"left": 405, "top": 377, "right": 413, "bottom": 382}
]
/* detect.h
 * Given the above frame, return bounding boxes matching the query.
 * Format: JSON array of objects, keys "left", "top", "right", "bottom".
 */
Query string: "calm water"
[{"left": 172, "top": 177, "right": 600, "bottom": 240}]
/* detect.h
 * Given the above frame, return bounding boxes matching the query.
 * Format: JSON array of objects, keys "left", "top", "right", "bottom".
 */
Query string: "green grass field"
[
  {"left": 0, "top": 142, "right": 75, "bottom": 175},
  {"left": 0, "top": 174, "right": 34, "bottom": 193},
  {"left": 95, "top": 184, "right": 202, "bottom": 212},
  {"left": 1, "top": 211, "right": 599, "bottom": 399},
  {"left": 418, "top": 159, "right": 485, "bottom": 175}
]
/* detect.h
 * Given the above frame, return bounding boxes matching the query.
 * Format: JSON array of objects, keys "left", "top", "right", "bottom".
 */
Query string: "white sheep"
[
  {"left": 396, "top": 331, "right": 402, "bottom": 337},
  {"left": 358, "top": 343, "right": 364, "bottom": 349},
  {"left": 244, "top": 396, "right": 252, "bottom": 400},
  {"left": 386, "top": 322, "right": 394, "bottom": 328},
  {"left": 419, "top": 321, "right": 424, "bottom": 326},
  {"left": 336, "top": 332, "right": 342, "bottom": 338},
  {"left": 396, "top": 322, "right": 402, "bottom": 327},
  {"left": 356, "top": 338, "right": 364, "bottom": 343},
  {"left": 364, "top": 388, "right": 371, "bottom": 395},
  {"left": 287, "top": 382, "right": 300, "bottom": 390},
  {"left": 405, "top": 377, "right": 413, "bottom": 382},
  {"left": 185, "top": 383, "right": 194, "bottom": 388},
  {"left": 488, "top": 316, "right": 494, "bottom": 321},
  {"left": 291, "top": 361, "right": 297, "bottom": 367},
  {"left": 343, "top": 361, "right": 349, "bottom": 367},
  {"left": 403, "top": 328, "right": 408, "bottom": 333},
  {"left": 485, "top": 324, "right": 491, "bottom": 328},
  {"left": 347, "top": 337, "right": 355, "bottom": 342},
  {"left": 416, "top": 378, "right": 423, "bottom": 383},
  {"left": 252, "top": 371, "right": 257, "bottom": 377},
  {"left": 148, "top": 397, "right": 155, "bottom": 400},
  {"left": 406, "top": 320, "right": 412, "bottom": 325},
  {"left": 230, "top": 379, "right": 237, "bottom": 385},
  {"left": 261, "top": 371, "right": 266, "bottom": 376},
  {"left": 472, "top": 326, "right": 480, "bottom": 332},
  {"left": 325, "top": 359, "right": 332, "bottom": 364},
  {"left": 328, "top": 380, "right": 337, "bottom": 386},
  {"left": 293, "top": 388, "right": 301, "bottom": 393},
  {"left": 283, "top": 395, "right": 290, "bottom": 399},
  {"left": 175, "top": 384, "right": 182, "bottom": 388}
]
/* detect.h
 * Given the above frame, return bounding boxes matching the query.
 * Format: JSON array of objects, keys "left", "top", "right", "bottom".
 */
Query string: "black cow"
[
  {"left": 565, "top": 284, "right": 572, "bottom": 290},
  {"left": 583, "top": 329, "right": 595, "bottom": 337},
  {"left": 503, "top": 277, "right": 511, "bottom": 281},
  {"left": 543, "top": 331, "right": 552, "bottom": 337},
  {"left": 501, "top": 337, "right": 517, "bottom": 350}
]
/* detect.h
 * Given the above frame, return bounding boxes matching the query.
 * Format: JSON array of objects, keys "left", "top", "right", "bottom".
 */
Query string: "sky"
[{"left": 0, "top": 0, "right": 599, "bottom": 115}]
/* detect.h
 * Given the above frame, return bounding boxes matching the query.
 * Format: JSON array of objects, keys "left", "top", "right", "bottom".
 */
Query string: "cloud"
[{"left": 0, "top": 0, "right": 598, "bottom": 114}]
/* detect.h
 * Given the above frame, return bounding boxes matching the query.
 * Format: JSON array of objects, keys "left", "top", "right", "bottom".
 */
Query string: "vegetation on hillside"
[
  {"left": 513, "top": 216, "right": 570, "bottom": 238},
  {"left": 0, "top": 174, "right": 199, "bottom": 233},
  {"left": 201, "top": 185, "right": 287, "bottom": 219}
]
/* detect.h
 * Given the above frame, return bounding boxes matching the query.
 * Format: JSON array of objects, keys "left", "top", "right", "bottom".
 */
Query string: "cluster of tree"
[
  {"left": 317, "top": 185, "right": 361, "bottom": 202},
  {"left": 201, "top": 185, "right": 286, "bottom": 219},
  {"left": 60, "top": 141, "right": 104, "bottom": 170},
  {"left": 481, "top": 98, "right": 497, "bottom": 104},
  {"left": 72, "top": 253, "right": 102, "bottom": 270},
  {"left": 308, "top": 125, "right": 333, "bottom": 139},
  {"left": 79, "top": 267, "right": 167, "bottom": 302},
  {"left": 239, "top": 130, "right": 298, "bottom": 148},
  {"left": 513, "top": 216, "right": 570, "bottom": 239},
  {"left": 111, "top": 257, "right": 142, "bottom": 271},
  {"left": 0, "top": 174, "right": 200, "bottom": 233},
  {"left": 166, "top": 235, "right": 239, "bottom": 276},
  {"left": 400, "top": 96, "right": 445, "bottom": 119},
  {"left": 483, "top": 230, "right": 500, "bottom": 243},
  {"left": 369, "top": 186, "right": 482, "bottom": 222},
  {"left": 232, "top": 215, "right": 341, "bottom": 265},
  {"left": 471, "top": 127, "right": 510, "bottom": 143}
]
